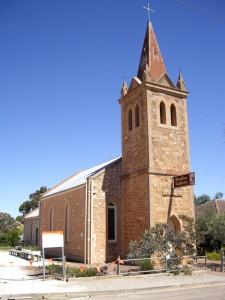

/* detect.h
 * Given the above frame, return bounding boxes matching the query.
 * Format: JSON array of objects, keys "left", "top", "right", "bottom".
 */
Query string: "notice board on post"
[
  {"left": 42, "top": 230, "right": 66, "bottom": 280},
  {"left": 42, "top": 231, "right": 64, "bottom": 248}
]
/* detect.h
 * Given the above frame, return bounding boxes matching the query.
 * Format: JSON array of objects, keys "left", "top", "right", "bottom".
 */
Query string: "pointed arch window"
[
  {"left": 49, "top": 208, "right": 53, "bottom": 231},
  {"left": 128, "top": 109, "right": 133, "bottom": 131},
  {"left": 65, "top": 205, "right": 70, "bottom": 243},
  {"left": 170, "top": 104, "right": 177, "bottom": 127},
  {"left": 160, "top": 101, "right": 166, "bottom": 124},
  {"left": 135, "top": 105, "right": 140, "bottom": 127},
  {"left": 108, "top": 203, "right": 116, "bottom": 242}
]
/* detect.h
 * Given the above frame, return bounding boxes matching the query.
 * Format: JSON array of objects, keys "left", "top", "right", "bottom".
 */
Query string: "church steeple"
[{"left": 137, "top": 22, "right": 166, "bottom": 82}]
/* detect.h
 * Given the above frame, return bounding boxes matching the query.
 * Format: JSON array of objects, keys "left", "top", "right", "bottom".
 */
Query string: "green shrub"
[
  {"left": 183, "top": 266, "right": 192, "bottom": 276},
  {"left": 0, "top": 228, "right": 21, "bottom": 247},
  {"left": 207, "top": 251, "right": 221, "bottom": 261},
  {"left": 47, "top": 264, "right": 62, "bottom": 274},
  {"left": 172, "top": 268, "right": 180, "bottom": 276},
  {"left": 67, "top": 266, "right": 97, "bottom": 277},
  {"left": 139, "top": 259, "right": 154, "bottom": 271},
  {"left": 47, "top": 264, "right": 97, "bottom": 277}
]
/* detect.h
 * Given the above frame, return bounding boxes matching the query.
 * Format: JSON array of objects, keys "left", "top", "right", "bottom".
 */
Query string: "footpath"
[
  {"left": 1, "top": 250, "right": 225, "bottom": 299},
  {"left": 1, "top": 271, "right": 225, "bottom": 299}
]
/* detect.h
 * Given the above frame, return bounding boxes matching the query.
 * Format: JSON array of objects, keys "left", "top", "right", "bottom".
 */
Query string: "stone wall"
[
  {"left": 40, "top": 186, "right": 86, "bottom": 261},
  {"left": 24, "top": 217, "right": 39, "bottom": 246},
  {"left": 91, "top": 159, "right": 122, "bottom": 263}
]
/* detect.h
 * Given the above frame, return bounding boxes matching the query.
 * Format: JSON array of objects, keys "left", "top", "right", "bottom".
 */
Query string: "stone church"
[{"left": 40, "top": 21, "right": 194, "bottom": 264}]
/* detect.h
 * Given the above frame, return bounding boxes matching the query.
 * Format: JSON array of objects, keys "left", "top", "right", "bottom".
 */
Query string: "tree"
[
  {"left": 19, "top": 200, "right": 32, "bottom": 215},
  {"left": 194, "top": 192, "right": 224, "bottom": 206},
  {"left": 194, "top": 194, "right": 211, "bottom": 206},
  {"left": 15, "top": 215, "right": 24, "bottom": 223},
  {"left": 195, "top": 213, "right": 225, "bottom": 253},
  {"left": 214, "top": 192, "right": 224, "bottom": 200},
  {"left": 0, "top": 212, "right": 22, "bottom": 246},
  {"left": 19, "top": 186, "right": 47, "bottom": 215},
  {"left": 0, "top": 212, "right": 15, "bottom": 234}
]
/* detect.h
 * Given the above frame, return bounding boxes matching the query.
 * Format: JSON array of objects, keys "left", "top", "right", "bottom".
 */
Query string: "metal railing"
[{"left": 114, "top": 255, "right": 207, "bottom": 276}]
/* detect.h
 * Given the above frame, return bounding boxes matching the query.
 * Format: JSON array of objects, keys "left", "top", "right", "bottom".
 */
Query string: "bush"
[
  {"left": 172, "top": 268, "right": 181, "bottom": 276},
  {"left": 207, "top": 251, "right": 221, "bottom": 261},
  {"left": 139, "top": 259, "right": 154, "bottom": 271},
  {"left": 0, "top": 228, "right": 21, "bottom": 247},
  {"left": 67, "top": 266, "right": 98, "bottom": 277},
  {"left": 47, "top": 264, "right": 62, "bottom": 274},
  {"left": 47, "top": 264, "right": 98, "bottom": 278},
  {"left": 183, "top": 266, "right": 192, "bottom": 276}
]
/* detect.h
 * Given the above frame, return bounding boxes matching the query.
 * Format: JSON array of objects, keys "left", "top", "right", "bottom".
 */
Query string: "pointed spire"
[
  {"left": 176, "top": 72, "right": 187, "bottom": 91},
  {"left": 121, "top": 81, "right": 128, "bottom": 96},
  {"left": 137, "top": 22, "right": 166, "bottom": 82}
]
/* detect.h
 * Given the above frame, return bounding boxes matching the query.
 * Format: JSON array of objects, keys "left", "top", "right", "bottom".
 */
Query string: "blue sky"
[{"left": 0, "top": 0, "right": 224, "bottom": 217}]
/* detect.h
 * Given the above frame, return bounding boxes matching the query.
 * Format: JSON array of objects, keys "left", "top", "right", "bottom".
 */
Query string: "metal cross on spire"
[{"left": 143, "top": 2, "right": 155, "bottom": 23}]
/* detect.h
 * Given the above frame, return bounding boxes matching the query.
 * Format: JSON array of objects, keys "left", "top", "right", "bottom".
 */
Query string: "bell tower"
[{"left": 120, "top": 22, "right": 194, "bottom": 255}]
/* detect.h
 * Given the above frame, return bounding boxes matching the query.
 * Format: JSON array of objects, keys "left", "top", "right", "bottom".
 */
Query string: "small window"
[
  {"left": 135, "top": 105, "right": 140, "bottom": 127},
  {"left": 160, "top": 102, "right": 166, "bottom": 124},
  {"left": 108, "top": 203, "right": 116, "bottom": 241},
  {"left": 170, "top": 104, "right": 177, "bottom": 126},
  {"left": 128, "top": 109, "right": 132, "bottom": 131}
]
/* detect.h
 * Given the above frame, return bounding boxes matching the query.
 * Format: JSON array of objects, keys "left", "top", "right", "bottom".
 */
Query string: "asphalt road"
[
  {"left": 65, "top": 285, "right": 225, "bottom": 300},
  {"left": 8, "top": 284, "right": 225, "bottom": 300},
  {"left": 94, "top": 285, "right": 225, "bottom": 300}
]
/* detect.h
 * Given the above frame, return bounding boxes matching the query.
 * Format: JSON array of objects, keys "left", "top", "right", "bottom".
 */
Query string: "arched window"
[
  {"left": 170, "top": 104, "right": 177, "bottom": 127},
  {"left": 30, "top": 223, "right": 33, "bottom": 241},
  {"left": 108, "top": 203, "right": 116, "bottom": 242},
  {"left": 128, "top": 109, "right": 132, "bottom": 131},
  {"left": 65, "top": 205, "right": 70, "bottom": 243},
  {"left": 135, "top": 105, "right": 140, "bottom": 127},
  {"left": 49, "top": 208, "right": 53, "bottom": 231},
  {"left": 160, "top": 102, "right": 166, "bottom": 124}
]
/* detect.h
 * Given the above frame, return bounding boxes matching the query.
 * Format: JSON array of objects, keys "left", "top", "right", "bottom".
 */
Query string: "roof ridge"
[
  {"left": 42, "top": 156, "right": 121, "bottom": 198},
  {"left": 41, "top": 170, "right": 83, "bottom": 198}
]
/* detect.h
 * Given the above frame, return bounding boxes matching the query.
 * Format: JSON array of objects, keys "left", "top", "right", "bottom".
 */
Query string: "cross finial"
[{"left": 143, "top": 2, "right": 155, "bottom": 23}]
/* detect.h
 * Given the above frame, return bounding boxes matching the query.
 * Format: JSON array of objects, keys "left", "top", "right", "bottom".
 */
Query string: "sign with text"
[
  {"left": 173, "top": 172, "right": 195, "bottom": 188},
  {"left": 42, "top": 231, "right": 64, "bottom": 248}
]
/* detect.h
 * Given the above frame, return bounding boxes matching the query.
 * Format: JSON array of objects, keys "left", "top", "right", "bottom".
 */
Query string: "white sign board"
[{"left": 42, "top": 231, "right": 64, "bottom": 248}]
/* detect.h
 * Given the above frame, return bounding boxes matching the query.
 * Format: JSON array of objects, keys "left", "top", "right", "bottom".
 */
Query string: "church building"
[{"left": 40, "top": 21, "right": 194, "bottom": 264}]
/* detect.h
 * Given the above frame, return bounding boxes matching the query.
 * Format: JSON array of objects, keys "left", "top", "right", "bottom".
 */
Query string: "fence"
[{"left": 115, "top": 255, "right": 207, "bottom": 276}]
